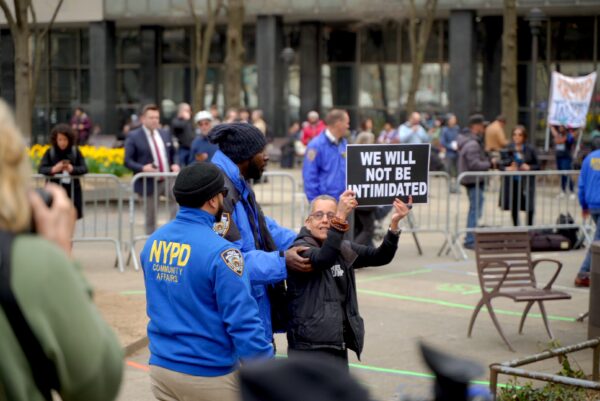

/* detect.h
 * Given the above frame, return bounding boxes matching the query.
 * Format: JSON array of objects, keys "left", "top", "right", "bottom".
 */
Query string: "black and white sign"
[{"left": 346, "top": 144, "right": 430, "bottom": 206}]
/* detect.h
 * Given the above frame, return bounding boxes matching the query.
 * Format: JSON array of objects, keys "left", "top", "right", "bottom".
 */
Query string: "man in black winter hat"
[
  {"left": 209, "top": 123, "right": 311, "bottom": 346},
  {"left": 140, "top": 162, "right": 273, "bottom": 401}
]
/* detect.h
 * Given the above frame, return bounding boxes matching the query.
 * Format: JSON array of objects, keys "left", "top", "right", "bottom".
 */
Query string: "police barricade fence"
[
  {"left": 31, "top": 173, "right": 126, "bottom": 272},
  {"left": 128, "top": 171, "right": 301, "bottom": 271},
  {"left": 451, "top": 169, "right": 590, "bottom": 259},
  {"left": 128, "top": 172, "right": 178, "bottom": 271},
  {"left": 391, "top": 171, "right": 453, "bottom": 256},
  {"left": 250, "top": 171, "right": 304, "bottom": 232}
]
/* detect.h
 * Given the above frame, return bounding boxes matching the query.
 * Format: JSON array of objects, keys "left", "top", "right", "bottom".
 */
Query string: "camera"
[
  {"left": 35, "top": 188, "right": 53, "bottom": 208},
  {"left": 30, "top": 188, "right": 53, "bottom": 233}
]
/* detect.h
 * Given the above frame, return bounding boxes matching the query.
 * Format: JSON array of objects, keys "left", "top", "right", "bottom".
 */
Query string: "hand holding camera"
[{"left": 29, "top": 184, "right": 76, "bottom": 257}]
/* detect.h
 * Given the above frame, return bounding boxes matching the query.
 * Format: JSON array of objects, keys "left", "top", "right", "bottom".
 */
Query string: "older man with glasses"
[
  {"left": 285, "top": 190, "right": 411, "bottom": 367},
  {"left": 190, "top": 111, "right": 219, "bottom": 164}
]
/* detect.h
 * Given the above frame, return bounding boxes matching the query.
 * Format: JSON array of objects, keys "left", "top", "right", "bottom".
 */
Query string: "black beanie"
[
  {"left": 208, "top": 122, "right": 267, "bottom": 163},
  {"left": 172, "top": 162, "right": 225, "bottom": 208}
]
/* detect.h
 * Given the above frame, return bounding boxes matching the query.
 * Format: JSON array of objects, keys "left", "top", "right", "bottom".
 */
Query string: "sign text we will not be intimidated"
[{"left": 346, "top": 144, "right": 430, "bottom": 207}]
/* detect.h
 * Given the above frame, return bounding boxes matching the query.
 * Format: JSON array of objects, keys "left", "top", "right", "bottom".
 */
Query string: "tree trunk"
[
  {"left": 189, "top": 0, "right": 222, "bottom": 112},
  {"left": 13, "top": 31, "right": 32, "bottom": 140},
  {"left": 501, "top": 0, "right": 518, "bottom": 130},
  {"left": 405, "top": 0, "right": 437, "bottom": 116},
  {"left": 191, "top": 15, "right": 205, "bottom": 112},
  {"left": 224, "top": 0, "right": 244, "bottom": 110}
]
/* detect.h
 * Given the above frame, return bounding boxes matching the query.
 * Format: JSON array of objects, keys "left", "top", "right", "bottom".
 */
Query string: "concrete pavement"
[{"left": 74, "top": 230, "right": 594, "bottom": 401}]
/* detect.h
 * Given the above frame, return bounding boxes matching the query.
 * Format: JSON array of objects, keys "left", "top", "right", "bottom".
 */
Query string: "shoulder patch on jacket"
[
  {"left": 307, "top": 149, "right": 317, "bottom": 161},
  {"left": 213, "top": 212, "right": 231, "bottom": 236},
  {"left": 221, "top": 248, "right": 244, "bottom": 276},
  {"left": 591, "top": 158, "right": 600, "bottom": 171}
]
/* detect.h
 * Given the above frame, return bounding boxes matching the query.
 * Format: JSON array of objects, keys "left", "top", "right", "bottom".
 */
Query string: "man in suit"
[{"left": 125, "top": 104, "right": 181, "bottom": 234}]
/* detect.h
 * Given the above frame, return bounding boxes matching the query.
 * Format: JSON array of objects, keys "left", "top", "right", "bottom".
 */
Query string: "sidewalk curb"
[{"left": 124, "top": 336, "right": 148, "bottom": 357}]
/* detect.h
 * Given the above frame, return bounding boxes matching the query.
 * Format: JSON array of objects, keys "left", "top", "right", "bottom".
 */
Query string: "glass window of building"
[
  {"left": 360, "top": 23, "right": 398, "bottom": 63},
  {"left": 550, "top": 17, "right": 594, "bottom": 61},
  {"left": 324, "top": 27, "right": 356, "bottom": 62}
]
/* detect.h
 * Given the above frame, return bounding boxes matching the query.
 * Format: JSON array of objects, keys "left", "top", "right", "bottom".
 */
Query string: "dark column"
[
  {"left": 300, "top": 22, "right": 322, "bottom": 121},
  {"left": 449, "top": 10, "right": 477, "bottom": 127},
  {"left": 257, "top": 15, "right": 285, "bottom": 137},
  {"left": 0, "top": 29, "right": 15, "bottom": 107},
  {"left": 481, "top": 16, "right": 502, "bottom": 121},
  {"left": 140, "top": 26, "right": 162, "bottom": 107},
  {"left": 89, "top": 21, "right": 117, "bottom": 136}
]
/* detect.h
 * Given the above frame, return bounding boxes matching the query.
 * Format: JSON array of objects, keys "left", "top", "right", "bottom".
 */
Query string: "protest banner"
[
  {"left": 547, "top": 71, "right": 596, "bottom": 128},
  {"left": 346, "top": 143, "right": 430, "bottom": 206}
]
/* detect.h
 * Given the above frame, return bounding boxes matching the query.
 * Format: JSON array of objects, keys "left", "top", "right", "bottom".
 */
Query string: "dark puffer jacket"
[
  {"left": 457, "top": 133, "right": 491, "bottom": 186},
  {"left": 286, "top": 226, "right": 399, "bottom": 359}
]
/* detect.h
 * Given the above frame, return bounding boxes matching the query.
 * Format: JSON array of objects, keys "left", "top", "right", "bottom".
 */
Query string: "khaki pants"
[{"left": 150, "top": 365, "right": 240, "bottom": 401}]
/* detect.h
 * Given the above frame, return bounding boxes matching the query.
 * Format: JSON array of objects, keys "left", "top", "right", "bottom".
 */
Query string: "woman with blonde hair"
[{"left": 0, "top": 100, "right": 123, "bottom": 401}]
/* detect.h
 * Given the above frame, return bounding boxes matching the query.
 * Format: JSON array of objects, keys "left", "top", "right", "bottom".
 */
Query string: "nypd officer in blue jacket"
[
  {"left": 209, "top": 123, "right": 311, "bottom": 345},
  {"left": 141, "top": 162, "right": 272, "bottom": 401},
  {"left": 302, "top": 109, "right": 350, "bottom": 202}
]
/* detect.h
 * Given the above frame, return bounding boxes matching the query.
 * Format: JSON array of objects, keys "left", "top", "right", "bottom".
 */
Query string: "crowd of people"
[{"left": 5, "top": 95, "right": 599, "bottom": 400}]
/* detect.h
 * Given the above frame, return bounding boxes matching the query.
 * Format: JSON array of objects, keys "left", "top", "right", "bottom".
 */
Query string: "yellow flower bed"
[{"left": 29, "top": 145, "right": 128, "bottom": 177}]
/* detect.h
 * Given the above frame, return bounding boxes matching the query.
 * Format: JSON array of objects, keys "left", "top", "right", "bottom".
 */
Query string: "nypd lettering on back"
[
  {"left": 330, "top": 264, "right": 344, "bottom": 278},
  {"left": 149, "top": 240, "right": 191, "bottom": 283}
]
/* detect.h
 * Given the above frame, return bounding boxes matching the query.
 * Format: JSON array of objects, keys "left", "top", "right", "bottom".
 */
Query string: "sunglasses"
[
  {"left": 220, "top": 188, "right": 229, "bottom": 198},
  {"left": 309, "top": 211, "right": 335, "bottom": 220}
]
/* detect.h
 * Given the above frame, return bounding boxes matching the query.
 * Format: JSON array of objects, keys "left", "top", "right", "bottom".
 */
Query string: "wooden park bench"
[{"left": 467, "top": 231, "right": 572, "bottom": 351}]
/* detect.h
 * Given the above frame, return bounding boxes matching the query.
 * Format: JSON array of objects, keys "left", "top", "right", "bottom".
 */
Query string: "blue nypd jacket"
[
  {"left": 140, "top": 207, "right": 273, "bottom": 377},
  {"left": 579, "top": 149, "right": 600, "bottom": 212},
  {"left": 211, "top": 150, "right": 297, "bottom": 342},
  {"left": 302, "top": 131, "right": 347, "bottom": 202}
]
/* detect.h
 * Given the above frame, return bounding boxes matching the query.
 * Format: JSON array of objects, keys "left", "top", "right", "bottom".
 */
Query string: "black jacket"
[
  {"left": 498, "top": 143, "right": 539, "bottom": 212},
  {"left": 38, "top": 146, "right": 87, "bottom": 219},
  {"left": 286, "top": 226, "right": 399, "bottom": 358}
]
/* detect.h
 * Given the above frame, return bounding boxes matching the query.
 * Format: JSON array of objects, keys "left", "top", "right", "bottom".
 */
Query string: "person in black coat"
[
  {"left": 498, "top": 125, "right": 539, "bottom": 226},
  {"left": 38, "top": 123, "right": 88, "bottom": 219},
  {"left": 286, "top": 190, "right": 411, "bottom": 367}
]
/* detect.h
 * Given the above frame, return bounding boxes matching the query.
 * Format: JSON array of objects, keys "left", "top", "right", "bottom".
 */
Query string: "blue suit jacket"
[{"left": 125, "top": 126, "right": 176, "bottom": 195}]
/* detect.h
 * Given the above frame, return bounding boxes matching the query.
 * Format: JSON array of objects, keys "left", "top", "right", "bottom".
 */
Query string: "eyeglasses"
[{"left": 309, "top": 211, "right": 335, "bottom": 220}]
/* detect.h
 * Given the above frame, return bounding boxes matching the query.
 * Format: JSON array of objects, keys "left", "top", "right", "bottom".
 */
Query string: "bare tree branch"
[
  {"left": 41, "top": 0, "right": 64, "bottom": 39},
  {"left": 0, "top": 0, "right": 16, "bottom": 32}
]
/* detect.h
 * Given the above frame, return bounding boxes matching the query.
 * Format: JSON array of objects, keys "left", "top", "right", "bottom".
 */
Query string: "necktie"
[{"left": 150, "top": 131, "right": 165, "bottom": 172}]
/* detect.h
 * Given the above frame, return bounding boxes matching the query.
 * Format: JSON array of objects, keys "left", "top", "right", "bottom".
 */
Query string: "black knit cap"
[
  {"left": 172, "top": 162, "right": 225, "bottom": 208},
  {"left": 208, "top": 122, "right": 267, "bottom": 163},
  {"left": 468, "top": 113, "right": 485, "bottom": 126}
]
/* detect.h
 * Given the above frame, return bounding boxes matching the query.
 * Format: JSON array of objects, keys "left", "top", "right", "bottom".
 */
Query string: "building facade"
[{"left": 0, "top": 0, "right": 599, "bottom": 144}]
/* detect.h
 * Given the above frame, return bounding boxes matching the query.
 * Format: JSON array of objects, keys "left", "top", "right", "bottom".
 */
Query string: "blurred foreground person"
[
  {"left": 141, "top": 163, "right": 272, "bottom": 401},
  {"left": 286, "top": 190, "right": 411, "bottom": 367},
  {"left": 0, "top": 100, "right": 123, "bottom": 401}
]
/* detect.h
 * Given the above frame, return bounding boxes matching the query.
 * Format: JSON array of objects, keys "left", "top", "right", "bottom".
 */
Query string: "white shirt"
[
  {"left": 143, "top": 126, "right": 169, "bottom": 172},
  {"left": 324, "top": 129, "right": 339, "bottom": 145}
]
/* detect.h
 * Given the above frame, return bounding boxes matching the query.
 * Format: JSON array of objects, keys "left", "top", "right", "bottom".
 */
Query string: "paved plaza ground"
[
  {"left": 58, "top": 165, "right": 596, "bottom": 400},
  {"left": 77, "top": 228, "right": 595, "bottom": 401}
]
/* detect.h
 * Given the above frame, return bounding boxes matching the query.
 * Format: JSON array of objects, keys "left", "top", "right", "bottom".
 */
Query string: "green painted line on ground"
[
  {"left": 120, "top": 290, "right": 146, "bottom": 295},
  {"left": 357, "top": 269, "right": 432, "bottom": 283},
  {"left": 357, "top": 289, "right": 575, "bottom": 322},
  {"left": 276, "top": 354, "right": 511, "bottom": 388}
]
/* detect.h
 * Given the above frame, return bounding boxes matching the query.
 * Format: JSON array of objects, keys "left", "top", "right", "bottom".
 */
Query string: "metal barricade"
[
  {"left": 452, "top": 170, "right": 589, "bottom": 259},
  {"left": 251, "top": 171, "right": 303, "bottom": 231},
  {"left": 128, "top": 172, "right": 179, "bottom": 271},
  {"left": 32, "top": 174, "right": 126, "bottom": 272},
  {"left": 400, "top": 171, "right": 453, "bottom": 253}
]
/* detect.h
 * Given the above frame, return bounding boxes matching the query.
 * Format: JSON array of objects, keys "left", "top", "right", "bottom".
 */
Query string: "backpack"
[
  {"left": 556, "top": 213, "right": 582, "bottom": 250},
  {"left": 0, "top": 231, "right": 61, "bottom": 400}
]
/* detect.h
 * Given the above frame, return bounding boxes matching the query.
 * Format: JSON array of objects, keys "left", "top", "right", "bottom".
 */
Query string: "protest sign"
[
  {"left": 547, "top": 71, "right": 596, "bottom": 128},
  {"left": 346, "top": 143, "right": 430, "bottom": 206}
]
